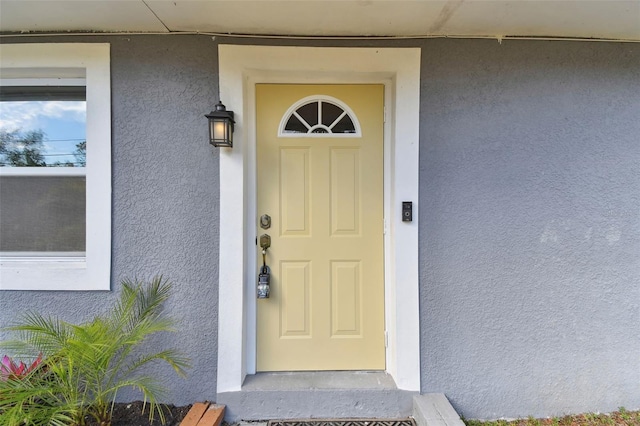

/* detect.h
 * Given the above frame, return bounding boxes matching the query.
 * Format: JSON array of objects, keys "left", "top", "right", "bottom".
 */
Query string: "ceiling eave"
[{"left": 1, "top": 0, "right": 639, "bottom": 42}]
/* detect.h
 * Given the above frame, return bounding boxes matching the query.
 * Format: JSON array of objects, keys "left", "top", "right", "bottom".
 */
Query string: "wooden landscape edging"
[{"left": 180, "top": 402, "right": 225, "bottom": 426}]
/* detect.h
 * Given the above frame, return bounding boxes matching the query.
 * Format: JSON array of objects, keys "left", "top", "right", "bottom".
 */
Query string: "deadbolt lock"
[{"left": 260, "top": 214, "right": 271, "bottom": 229}]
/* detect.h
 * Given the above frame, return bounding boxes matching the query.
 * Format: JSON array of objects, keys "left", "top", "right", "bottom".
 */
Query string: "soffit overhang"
[{"left": 1, "top": 1, "right": 639, "bottom": 41}]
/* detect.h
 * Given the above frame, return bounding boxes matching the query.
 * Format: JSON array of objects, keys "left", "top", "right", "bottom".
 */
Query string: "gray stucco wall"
[
  {"left": 0, "top": 35, "right": 220, "bottom": 405},
  {"left": 1, "top": 35, "right": 638, "bottom": 418},
  {"left": 419, "top": 40, "right": 640, "bottom": 418}
]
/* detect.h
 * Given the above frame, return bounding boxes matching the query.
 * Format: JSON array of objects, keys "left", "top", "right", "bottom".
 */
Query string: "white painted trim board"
[{"left": 217, "top": 45, "right": 420, "bottom": 393}]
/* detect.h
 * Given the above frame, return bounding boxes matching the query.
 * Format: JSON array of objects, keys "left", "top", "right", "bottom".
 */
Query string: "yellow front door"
[{"left": 256, "top": 84, "right": 385, "bottom": 371}]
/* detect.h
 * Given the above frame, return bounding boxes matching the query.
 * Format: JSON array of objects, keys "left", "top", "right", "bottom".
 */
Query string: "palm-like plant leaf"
[
  {"left": 0, "top": 276, "right": 189, "bottom": 426},
  {"left": 1, "top": 313, "right": 71, "bottom": 357},
  {"left": 108, "top": 375, "right": 168, "bottom": 423},
  {"left": 0, "top": 363, "right": 78, "bottom": 426},
  {"left": 123, "top": 349, "right": 191, "bottom": 379}
]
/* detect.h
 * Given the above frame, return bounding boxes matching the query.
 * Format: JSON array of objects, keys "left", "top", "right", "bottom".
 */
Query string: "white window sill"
[{"left": 0, "top": 257, "right": 109, "bottom": 291}]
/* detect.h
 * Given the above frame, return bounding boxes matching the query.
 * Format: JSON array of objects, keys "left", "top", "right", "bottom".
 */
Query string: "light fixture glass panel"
[{"left": 213, "top": 120, "right": 226, "bottom": 140}]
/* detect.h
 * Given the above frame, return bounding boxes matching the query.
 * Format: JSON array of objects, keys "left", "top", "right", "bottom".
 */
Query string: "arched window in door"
[{"left": 279, "top": 95, "right": 361, "bottom": 137}]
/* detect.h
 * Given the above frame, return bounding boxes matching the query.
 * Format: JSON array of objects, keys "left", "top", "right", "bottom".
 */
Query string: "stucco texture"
[
  {"left": 0, "top": 35, "right": 220, "bottom": 405},
  {"left": 1, "top": 35, "right": 639, "bottom": 419},
  {"left": 419, "top": 40, "right": 640, "bottom": 419}
]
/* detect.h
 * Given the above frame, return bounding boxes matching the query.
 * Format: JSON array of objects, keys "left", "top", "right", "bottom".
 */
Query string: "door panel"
[
  {"left": 331, "top": 260, "right": 362, "bottom": 336},
  {"left": 280, "top": 261, "right": 311, "bottom": 337},
  {"left": 256, "top": 84, "right": 384, "bottom": 371},
  {"left": 330, "top": 148, "right": 360, "bottom": 235},
  {"left": 280, "top": 148, "right": 310, "bottom": 235}
]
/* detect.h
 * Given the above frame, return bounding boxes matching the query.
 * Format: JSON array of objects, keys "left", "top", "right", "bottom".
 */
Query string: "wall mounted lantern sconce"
[{"left": 205, "top": 101, "right": 235, "bottom": 147}]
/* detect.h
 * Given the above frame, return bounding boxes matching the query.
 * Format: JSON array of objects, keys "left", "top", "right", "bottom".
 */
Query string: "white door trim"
[{"left": 216, "top": 45, "right": 421, "bottom": 393}]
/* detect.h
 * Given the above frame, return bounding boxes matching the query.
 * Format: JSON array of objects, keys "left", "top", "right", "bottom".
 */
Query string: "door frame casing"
[{"left": 217, "top": 45, "right": 420, "bottom": 393}]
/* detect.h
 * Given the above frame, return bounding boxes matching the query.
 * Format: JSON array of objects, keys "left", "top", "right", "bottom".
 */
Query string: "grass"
[{"left": 463, "top": 408, "right": 640, "bottom": 426}]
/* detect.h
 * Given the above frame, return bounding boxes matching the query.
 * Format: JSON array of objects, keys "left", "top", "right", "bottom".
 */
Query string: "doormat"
[{"left": 269, "top": 419, "right": 416, "bottom": 426}]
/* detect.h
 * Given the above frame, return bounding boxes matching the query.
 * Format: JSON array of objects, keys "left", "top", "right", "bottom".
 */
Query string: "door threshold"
[{"left": 242, "top": 371, "right": 398, "bottom": 391}]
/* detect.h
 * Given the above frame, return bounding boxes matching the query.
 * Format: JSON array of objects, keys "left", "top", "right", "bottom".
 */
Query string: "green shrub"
[{"left": 0, "top": 276, "right": 190, "bottom": 426}]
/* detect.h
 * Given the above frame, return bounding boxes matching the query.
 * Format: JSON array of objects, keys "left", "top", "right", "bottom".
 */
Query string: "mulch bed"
[{"left": 85, "top": 401, "right": 192, "bottom": 426}]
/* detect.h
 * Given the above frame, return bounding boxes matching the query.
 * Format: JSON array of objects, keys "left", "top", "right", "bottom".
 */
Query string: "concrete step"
[
  {"left": 217, "top": 372, "right": 417, "bottom": 422},
  {"left": 412, "top": 394, "right": 465, "bottom": 426}
]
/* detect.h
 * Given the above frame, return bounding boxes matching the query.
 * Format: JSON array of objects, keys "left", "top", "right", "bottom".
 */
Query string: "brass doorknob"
[{"left": 259, "top": 234, "right": 271, "bottom": 250}]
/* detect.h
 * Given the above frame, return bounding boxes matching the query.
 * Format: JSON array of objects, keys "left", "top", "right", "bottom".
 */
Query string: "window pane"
[
  {"left": 0, "top": 176, "right": 86, "bottom": 252},
  {"left": 296, "top": 102, "right": 319, "bottom": 127},
  {"left": 280, "top": 97, "right": 359, "bottom": 137},
  {"left": 284, "top": 115, "right": 308, "bottom": 134},
  {"left": 321, "top": 102, "right": 344, "bottom": 127},
  {"left": 332, "top": 115, "right": 356, "bottom": 134},
  {"left": 0, "top": 87, "right": 86, "bottom": 167}
]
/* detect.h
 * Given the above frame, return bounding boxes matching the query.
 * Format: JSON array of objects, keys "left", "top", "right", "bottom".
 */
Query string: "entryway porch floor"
[
  {"left": 242, "top": 371, "right": 398, "bottom": 391},
  {"left": 217, "top": 371, "right": 417, "bottom": 422}
]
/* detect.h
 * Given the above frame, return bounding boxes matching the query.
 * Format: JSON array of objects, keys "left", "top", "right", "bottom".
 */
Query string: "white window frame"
[{"left": 0, "top": 43, "right": 111, "bottom": 291}]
